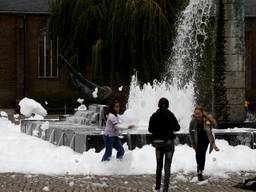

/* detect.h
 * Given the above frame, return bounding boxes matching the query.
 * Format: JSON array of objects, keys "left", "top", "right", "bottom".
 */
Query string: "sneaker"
[
  {"left": 198, "top": 173, "right": 205, "bottom": 181},
  {"left": 152, "top": 185, "right": 160, "bottom": 192}
]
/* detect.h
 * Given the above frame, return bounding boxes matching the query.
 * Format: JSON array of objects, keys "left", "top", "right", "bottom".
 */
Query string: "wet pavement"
[{"left": 0, "top": 172, "right": 255, "bottom": 192}]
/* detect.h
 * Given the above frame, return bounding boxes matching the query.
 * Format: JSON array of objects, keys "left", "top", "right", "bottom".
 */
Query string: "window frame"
[{"left": 38, "top": 28, "right": 59, "bottom": 79}]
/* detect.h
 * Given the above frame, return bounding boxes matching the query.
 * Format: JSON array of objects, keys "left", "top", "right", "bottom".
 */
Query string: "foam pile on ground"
[
  {"left": 19, "top": 97, "right": 47, "bottom": 118},
  {"left": 0, "top": 116, "right": 255, "bottom": 176}
]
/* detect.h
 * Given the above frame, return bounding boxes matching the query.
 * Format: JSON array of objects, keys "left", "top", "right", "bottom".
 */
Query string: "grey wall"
[{"left": 223, "top": 0, "right": 245, "bottom": 121}]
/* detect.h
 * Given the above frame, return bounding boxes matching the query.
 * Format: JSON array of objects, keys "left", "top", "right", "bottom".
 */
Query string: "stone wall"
[{"left": 222, "top": 0, "right": 245, "bottom": 121}]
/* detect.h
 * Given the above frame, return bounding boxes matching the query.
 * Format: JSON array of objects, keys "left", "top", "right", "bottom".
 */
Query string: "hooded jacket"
[{"left": 148, "top": 108, "right": 180, "bottom": 141}]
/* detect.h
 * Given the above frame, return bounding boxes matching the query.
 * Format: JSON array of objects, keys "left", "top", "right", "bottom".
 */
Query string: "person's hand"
[
  {"left": 192, "top": 144, "right": 197, "bottom": 151},
  {"left": 214, "top": 144, "right": 220, "bottom": 151},
  {"left": 128, "top": 124, "right": 135, "bottom": 129}
]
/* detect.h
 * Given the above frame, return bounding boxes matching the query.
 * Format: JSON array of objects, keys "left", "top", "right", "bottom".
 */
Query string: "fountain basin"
[{"left": 21, "top": 119, "right": 256, "bottom": 153}]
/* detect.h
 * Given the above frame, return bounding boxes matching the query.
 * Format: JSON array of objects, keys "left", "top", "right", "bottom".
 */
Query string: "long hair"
[
  {"left": 194, "top": 106, "right": 217, "bottom": 126},
  {"left": 109, "top": 99, "right": 120, "bottom": 116}
]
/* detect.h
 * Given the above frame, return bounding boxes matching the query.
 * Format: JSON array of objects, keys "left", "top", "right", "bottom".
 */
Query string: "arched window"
[{"left": 38, "top": 28, "right": 58, "bottom": 78}]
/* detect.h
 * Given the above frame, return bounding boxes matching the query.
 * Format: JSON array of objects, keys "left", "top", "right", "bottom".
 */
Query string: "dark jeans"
[
  {"left": 155, "top": 143, "right": 174, "bottom": 192},
  {"left": 196, "top": 142, "right": 209, "bottom": 171},
  {"left": 101, "top": 135, "right": 125, "bottom": 161}
]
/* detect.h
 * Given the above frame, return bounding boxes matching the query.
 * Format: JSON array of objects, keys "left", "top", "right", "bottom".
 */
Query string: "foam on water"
[{"left": 127, "top": 75, "right": 194, "bottom": 131}]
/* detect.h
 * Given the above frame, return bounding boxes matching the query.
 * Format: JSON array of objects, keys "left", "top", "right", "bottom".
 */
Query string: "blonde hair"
[{"left": 194, "top": 106, "right": 217, "bottom": 126}]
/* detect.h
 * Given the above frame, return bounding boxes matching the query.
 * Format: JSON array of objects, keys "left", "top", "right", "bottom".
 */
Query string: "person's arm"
[
  {"left": 205, "top": 126, "right": 220, "bottom": 152},
  {"left": 170, "top": 112, "right": 180, "bottom": 132},
  {"left": 148, "top": 114, "right": 156, "bottom": 133},
  {"left": 189, "top": 120, "right": 196, "bottom": 150},
  {"left": 109, "top": 114, "right": 134, "bottom": 130},
  {"left": 108, "top": 114, "right": 124, "bottom": 130},
  {"left": 115, "top": 123, "right": 133, "bottom": 130}
]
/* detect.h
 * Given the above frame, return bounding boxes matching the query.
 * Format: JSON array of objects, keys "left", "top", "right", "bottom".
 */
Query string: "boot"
[
  {"left": 152, "top": 185, "right": 160, "bottom": 192},
  {"left": 197, "top": 169, "right": 204, "bottom": 181}
]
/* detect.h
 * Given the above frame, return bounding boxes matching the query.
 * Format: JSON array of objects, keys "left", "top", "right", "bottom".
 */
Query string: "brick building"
[
  {"left": 0, "top": 0, "right": 255, "bottom": 108},
  {"left": 0, "top": 0, "right": 69, "bottom": 109}
]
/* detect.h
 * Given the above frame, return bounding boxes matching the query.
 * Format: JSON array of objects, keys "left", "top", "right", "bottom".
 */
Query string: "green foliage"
[
  {"left": 49, "top": 0, "right": 188, "bottom": 87},
  {"left": 91, "top": 38, "right": 104, "bottom": 82},
  {"left": 194, "top": 17, "right": 216, "bottom": 112}
]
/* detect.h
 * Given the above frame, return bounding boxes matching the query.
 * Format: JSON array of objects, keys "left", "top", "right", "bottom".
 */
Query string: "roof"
[
  {"left": 245, "top": 0, "right": 256, "bottom": 17},
  {"left": 0, "top": 0, "right": 49, "bottom": 14}
]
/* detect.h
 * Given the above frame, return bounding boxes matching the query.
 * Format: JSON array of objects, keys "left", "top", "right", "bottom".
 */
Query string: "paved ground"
[{"left": 0, "top": 172, "right": 255, "bottom": 192}]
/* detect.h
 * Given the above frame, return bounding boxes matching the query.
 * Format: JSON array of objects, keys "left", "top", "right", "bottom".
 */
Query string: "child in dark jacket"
[{"left": 148, "top": 97, "right": 180, "bottom": 192}]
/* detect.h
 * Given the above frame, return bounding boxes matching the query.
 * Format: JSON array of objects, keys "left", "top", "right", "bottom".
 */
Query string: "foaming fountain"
[{"left": 21, "top": 0, "right": 256, "bottom": 152}]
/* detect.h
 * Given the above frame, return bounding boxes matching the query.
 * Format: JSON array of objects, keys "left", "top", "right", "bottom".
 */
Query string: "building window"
[{"left": 38, "top": 29, "right": 59, "bottom": 78}]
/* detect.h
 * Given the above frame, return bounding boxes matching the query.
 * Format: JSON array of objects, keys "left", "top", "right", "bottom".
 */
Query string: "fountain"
[
  {"left": 21, "top": 103, "right": 108, "bottom": 152},
  {"left": 21, "top": 0, "right": 256, "bottom": 152},
  {"left": 128, "top": 0, "right": 215, "bottom": 131}
]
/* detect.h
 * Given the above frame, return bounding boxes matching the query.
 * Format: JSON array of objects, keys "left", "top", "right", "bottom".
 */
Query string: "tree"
[{"left": 49, "top": 0, "right": 188, "bottom": 87}]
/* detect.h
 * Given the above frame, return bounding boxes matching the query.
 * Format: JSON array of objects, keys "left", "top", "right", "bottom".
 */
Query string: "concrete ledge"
[
  {"left": 21, "top": 120, "right": 256, "bottom": 153},
  {"left": 218, "top": 121, "right": 256, "bottom": 128}
]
